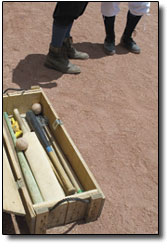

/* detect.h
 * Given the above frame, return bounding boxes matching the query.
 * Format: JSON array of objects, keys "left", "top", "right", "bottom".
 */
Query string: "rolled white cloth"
[{"left": 101, "top": 2, "right": 150, "bottom": 17}]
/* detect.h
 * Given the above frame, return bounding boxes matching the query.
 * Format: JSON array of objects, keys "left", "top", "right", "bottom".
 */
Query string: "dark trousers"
[{"left": 53, "top": 2, "right": 88, "bottom": 26}]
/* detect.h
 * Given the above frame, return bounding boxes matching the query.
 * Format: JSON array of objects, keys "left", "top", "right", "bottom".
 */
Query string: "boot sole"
[
  {"left": 68, "top": 56, "right": 89, "bottom": 60},
  {"left": 44, "top": 62, "right": 81, "bottom": 74},
  {"left": 104, "top": 47, "right": 116, "bottom": 55},
  {"left": 120, "top": 41, "right": 140, "bottom": 54},
  {"left": 103, "top": 44, "right": 116, "bottom": 55},
  {"left": 68, "top": 55, "right": 89, "bottom": 60}
]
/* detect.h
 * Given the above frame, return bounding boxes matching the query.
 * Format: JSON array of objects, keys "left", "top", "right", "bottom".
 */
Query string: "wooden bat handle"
[
  {"left": 13, "top": 109, "right": 28, "bottom": 134},
  {"left": 46, "top": 156, "right": 65, "bottom": 190},
  {"left": 44, "top": 126, "right": 83, "bottom": 193},
  {"left": 3, "top": 116, "right": 21, "bottom": 180},
  {"left": 49, "top": 151, "right": 75, "bottom": 195}
]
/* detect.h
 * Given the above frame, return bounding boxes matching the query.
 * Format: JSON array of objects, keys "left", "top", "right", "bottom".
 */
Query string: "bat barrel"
[{"left": 26, "top": 110, "right": 50, "bottom": 148}]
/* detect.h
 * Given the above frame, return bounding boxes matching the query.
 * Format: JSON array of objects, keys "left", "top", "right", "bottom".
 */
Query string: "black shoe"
[
  {"left": 121, "top": 11, "right": 142, "bottom": 54},
  {"left": 103, "top": 16, "right": 116, "bottom": 55},
  {"left": 120, "top": 35, "right": 140, "bottom": 54},
  {"left": 104, "top": 40, "right": 116, "bottom": 55}
]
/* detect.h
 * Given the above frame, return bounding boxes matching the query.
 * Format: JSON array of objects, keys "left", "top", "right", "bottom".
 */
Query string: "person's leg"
[
  {"left": 103, "top": 16, "right": 116, "bottom": 55},
  {"left": 128, "top": 2, "right": 150, "bottom": 16},
  {"left": 63, "top": 37, "right": 89, "bottom": 59},
  {"left": 51, "top": 20, "right": 72, "bottom": 47},
  {"left": 45, "top": 2, "right": 89, "bottom": 73},
  {"left": 120, "top": 2, "right": 150, "bottom": 53},
  {"left": 62, "top": 21, "right": 89, "bottom": 60},
  {"left": 64, "top": 22, "right": 73, "bottom": 38},
  {"left": 101, "top": 2, "right": 120, "bottom": 18},
  {"left": 120, "top": 10, "right": 142, "bottom": 53},
  {"left": 45, "top": 20, "right": 80, "bottom": 74},
  {"left": 101, "top": 2, "right": 120, "bottom": 55}
]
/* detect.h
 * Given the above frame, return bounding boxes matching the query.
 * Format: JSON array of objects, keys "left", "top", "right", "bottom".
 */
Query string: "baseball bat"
[
  {"left": 3, "top": 116, "right": 22, "bottom": 180},
  {"left": 36, "top": 115, "right": 83, "bottom": 192},
  {"left": 13, "top": 109, "right": 66, "bottom": 202},
  {"left": 44, "top": 124, "right": 83, "bottom": 193},
  {"left": 26, "top": 110, "right": 75, "bottom": 195},
  {"left": 22, "top": 116, "right": 31, "bottom": 132},
  {"left": 3, "top": 112, "right": 44, "bottom": 204}
]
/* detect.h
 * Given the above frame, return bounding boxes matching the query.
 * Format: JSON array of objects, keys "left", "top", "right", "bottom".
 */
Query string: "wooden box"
[{"left": 3, "top": 87, "right": 105, "bottom": 234}]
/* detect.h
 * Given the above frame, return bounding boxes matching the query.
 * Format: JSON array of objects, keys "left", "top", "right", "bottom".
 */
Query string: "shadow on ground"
[
  {"left": 12, "top": 54, "right": 62, "bottom": 90},
  {"left": 12, "top": 43, "right": 129, "bottom": 90},
  {"left": 3, "top": 212, "right": 86, "bottom": 235},
  {"left": 74, "top": 42, "right": 129, "bottom": 58}
]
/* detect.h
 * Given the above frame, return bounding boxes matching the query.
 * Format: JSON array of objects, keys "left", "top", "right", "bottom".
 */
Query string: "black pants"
[{"left": 53, "top": 2, "right": 88, "bottom": 26}]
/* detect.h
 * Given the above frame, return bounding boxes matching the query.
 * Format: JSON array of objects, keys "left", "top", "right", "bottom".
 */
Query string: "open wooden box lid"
[
  {"left": 3, "top": 146, "right": 26, "bottom": 216},
  {"left": 3, "top": 87, "right": 42, "bottom": 216}
]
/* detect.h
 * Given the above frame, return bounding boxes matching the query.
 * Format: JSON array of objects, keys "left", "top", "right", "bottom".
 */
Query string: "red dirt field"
[{"left": 3, "top": 2, "right": 158, "bottom": 234}]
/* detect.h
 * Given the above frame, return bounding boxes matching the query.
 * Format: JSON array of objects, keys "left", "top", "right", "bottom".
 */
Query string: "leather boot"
[
  {"left": 45, "top": 45, "right": 81, "bottom": 74},
  {"left": 120, "top": 11, "right": 142, "bottom": 54},
  {"left": 63, "top": 36, "right": 89, "bottom": 59},
  {"left": 103, "top": 16, "right": 116, "bottom": 55}
]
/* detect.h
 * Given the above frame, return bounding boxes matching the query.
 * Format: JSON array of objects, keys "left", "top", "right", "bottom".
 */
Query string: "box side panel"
[
  {"left": 33, "top": 189, "right": 103, "bottom": 229},
  {"left": 47, "top": 203, "right": 68, "bottom": 228},
  {"left": 64, "top": 200, "right": 87, "bottom": 225},
  {"left": 34, "top": 207, "right": 49, "bottom": 234},
  {"left": 18, "top": 185, "right": 36, "bottom": 234},
  {"left": 85, "top": 192, "right": 105, "bottom": 222},
  {"left": 3, "top": 92, "right": 41, "bottom": 115},
  {"left": 32, "top": 200, "right": 68, "bottom": 228}
]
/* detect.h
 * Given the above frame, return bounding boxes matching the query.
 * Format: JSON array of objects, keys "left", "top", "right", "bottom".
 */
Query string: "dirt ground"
[{"left": 3, "top": 2, "right": 158, "bottom": 235}]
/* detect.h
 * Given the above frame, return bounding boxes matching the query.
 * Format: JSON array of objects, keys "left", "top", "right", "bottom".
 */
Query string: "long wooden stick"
[
  {"left": 3, "top": 117, "right": 22, "bottom": 181},
  {"left": 44, "top": 125, "right": 83, "bottom": 193},
  {"left": 3, "top": 112, "right": 44, "bottom": 204}
]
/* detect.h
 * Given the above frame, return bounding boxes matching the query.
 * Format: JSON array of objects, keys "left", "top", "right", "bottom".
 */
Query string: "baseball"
[
  {"left": 31, "top": 103, "right": 42, "bottom": 115},
  {"left": 16, "top": 137, "right": 28, "bottom": 151}
]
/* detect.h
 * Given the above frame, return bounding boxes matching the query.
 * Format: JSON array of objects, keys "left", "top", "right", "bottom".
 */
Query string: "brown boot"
[
  {"left": 45, "top": 45, "right": 81, "bottom": 74},
  {"left": 63, "top": 37, "right": 89, "bottom": 59}
]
